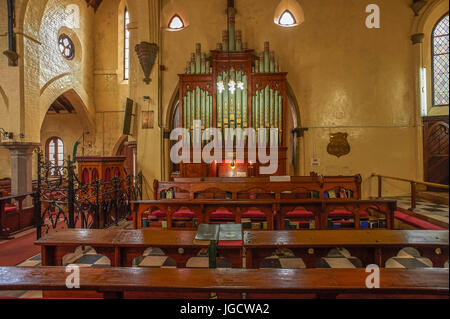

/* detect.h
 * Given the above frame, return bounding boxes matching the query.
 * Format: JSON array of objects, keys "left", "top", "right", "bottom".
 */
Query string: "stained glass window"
[
  {"left": 124, "top": 7, "right": 130, "bottom": 80},
  {"left": 46, "top": 137, "right": 64, "bottom": 176},
  {"left": 58, "top": 34, "right": 74, "bottom": 60},
  {"left": 432, "top": 14, "right": 449, "bottom": 106}
]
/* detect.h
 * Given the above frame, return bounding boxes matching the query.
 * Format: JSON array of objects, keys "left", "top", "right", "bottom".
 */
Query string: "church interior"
[{"left": 0, "top": 0, "right": 449, "bottom": 301}]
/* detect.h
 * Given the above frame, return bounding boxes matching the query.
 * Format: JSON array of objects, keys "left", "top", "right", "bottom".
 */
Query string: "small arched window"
[
  {"left": 46, "top": 137, "right": 64, "bottom": 175},
  {"left": 432, "top": 13, "right": 449, "bottom": 107},
  {"left": 124, "top": 7, "right": 130, "bottom": 80}
]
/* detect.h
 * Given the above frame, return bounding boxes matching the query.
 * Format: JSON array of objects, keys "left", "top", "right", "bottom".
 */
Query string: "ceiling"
[
  {"left": 85, "top": 0, "right": 103, "bottom": 11},
  {"left": 48, "top": 95, "right": 76, "bottom": 114}
]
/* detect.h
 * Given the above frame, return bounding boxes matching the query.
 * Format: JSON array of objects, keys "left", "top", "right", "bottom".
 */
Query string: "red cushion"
[
  {"left": 394, "top": 211, "right": 446, "bottom": 230},
  {"left": 242, "top": 210, "right": 266, "bottom": 218},
  {"left": 360, "top": 211, "right": 369, "bottom": 218},
  {"left": 151, "top": 210, "right": 167, "bottom": 218},
  {"left": 4, "top": 206, "right": 17, "bottom": 212},
  {"left": 173, "top": 209, "right": 196, "bottom": 219},
  {"left": 286, "top": 210, "right": 314, "bottom": 218},
  {"left": 329, "top": 209, "right": 353, "bottom": 217},
  {"left": 210, "top": 208, "right": 234, "bottom": 218},
  {"left": 218, "top": 240, "right": 243, "bottom": 246}
]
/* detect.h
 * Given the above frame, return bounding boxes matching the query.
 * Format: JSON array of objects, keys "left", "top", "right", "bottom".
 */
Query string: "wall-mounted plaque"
[
  {"left": 327, "top": 132, "right": 350, "bottom": 158},
  {"left": 142, "top": 111, "right": 154, "bottom": 129}
]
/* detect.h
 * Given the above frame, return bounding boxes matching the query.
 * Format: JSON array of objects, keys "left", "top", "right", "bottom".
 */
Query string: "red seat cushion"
[
  {"left": 210, "top": 209, "right": 234, "bottom": 219},
  {"left": 173, "top": 209, "right": 196, "bottom": 219},
  {"left": 151, "top": 210, "right": 167, "bottom": 218},
  {"left": 242, "top": 210, "right": 266, "bottom": 218},
  {"left": 360, "top": 211, "right": 369, "bottom": 218},
  {"left": 329, "top": 209, "right": 353, "bottom": 217},
  {"left": 4, "top": 206, "right": 17, "bottom": 212},
  {"left": 286, "top": 210, "right": 314, "bottom": 218},
  {"left": 394, "top": 211, "right": 446, "bottom": 230}
]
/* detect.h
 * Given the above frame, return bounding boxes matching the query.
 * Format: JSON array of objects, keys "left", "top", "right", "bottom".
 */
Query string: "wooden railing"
[{"left": 372, "top": 173, "right": 449, "bottom": 211}]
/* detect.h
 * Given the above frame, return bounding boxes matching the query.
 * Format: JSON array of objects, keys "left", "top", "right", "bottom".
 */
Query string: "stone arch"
[
  {"left": 39, "top": 86, "right": 95, "bottom": 137},
  {"left": 18, "top": 0, "right": 97, "bottom": 142}
]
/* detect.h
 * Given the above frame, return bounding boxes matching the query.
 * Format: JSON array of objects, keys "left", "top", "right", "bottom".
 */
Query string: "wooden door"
[{"left": 423, "top": 116, "right": 449, "bottom": 189}]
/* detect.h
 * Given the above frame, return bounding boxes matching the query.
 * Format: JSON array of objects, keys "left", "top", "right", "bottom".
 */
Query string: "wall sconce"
[
  {"left": 274, "top": 0, "right": 305, "bottom": 28},
  {"left": 0, "top": 128, "right": 13, "bottom": 140},
  {"left": 135, "top": 42, "right": 159, "bottom": 84},
  {"left": 162, "top": 0, "right": 189, "bottom": 31}
]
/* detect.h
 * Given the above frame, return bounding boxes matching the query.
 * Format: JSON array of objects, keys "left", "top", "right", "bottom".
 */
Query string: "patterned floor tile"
[
  {"left": 316, "top": 248, "right": 363, "bottom": 268},
  {"left": 385, "top": 247, "right": 433, "bottom": 269}
]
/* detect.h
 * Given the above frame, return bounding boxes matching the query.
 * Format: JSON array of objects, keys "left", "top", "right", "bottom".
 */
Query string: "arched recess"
[
  {"left": 163, "top": 81, "right": 304, "bottom": 177},
  {"left": 39, "top": 86, "right": 95, "bottom": 138}
]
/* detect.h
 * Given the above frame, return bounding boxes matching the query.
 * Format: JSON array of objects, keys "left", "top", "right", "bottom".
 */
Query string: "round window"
[{"left": 58, "top": 34, "right": 75, "bottom": 60}]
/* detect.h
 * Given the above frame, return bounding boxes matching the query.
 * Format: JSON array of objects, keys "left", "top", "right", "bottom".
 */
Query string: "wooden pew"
[
  {"left": 132, "top": 199, "right": 396, "bottom": 230},
  {"left": 244, "top": 230, "right": 449, "bottom": 269},
  {"left": 154, "top": 175, "right": 362, "bottom": 201},
  {"left": 0, "top": 267, "right": 448, "bottom": 299},
  {"left": 35, "top": 228, "right": 243, "bottom": 268},
  {"left": 0, "top": 193, "right": 35, "bottom": 240}
]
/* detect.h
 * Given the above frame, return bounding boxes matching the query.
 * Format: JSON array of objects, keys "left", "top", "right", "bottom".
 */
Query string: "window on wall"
[
  {"left": 124, "top": 7, "right": 130, "bottom": 80},
  {"left": 46, "top": 137, "right": 64, "bottom": 175},
  {"left": 432, "top": 13, "right": 449, "bottom": 106}
]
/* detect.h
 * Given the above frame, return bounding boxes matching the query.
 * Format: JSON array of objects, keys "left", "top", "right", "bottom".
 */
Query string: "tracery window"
[
  {"left": 58, "top": 34, "right": 74, "bottom": 60},
  {"left": 432, "top": 14, "right": 449, "bottom": 106},
  {"left": 46, "top": 137, "right": 64, "bottom": 176}
]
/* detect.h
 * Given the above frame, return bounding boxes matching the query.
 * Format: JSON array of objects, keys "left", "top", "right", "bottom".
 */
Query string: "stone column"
[{"left": 0, "top": 142, "right": 39, "bottom": 206}]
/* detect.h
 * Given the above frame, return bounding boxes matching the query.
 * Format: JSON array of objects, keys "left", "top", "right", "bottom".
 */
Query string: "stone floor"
[{"left": 384, "top": 196, "right": 449, "bottom": 227}]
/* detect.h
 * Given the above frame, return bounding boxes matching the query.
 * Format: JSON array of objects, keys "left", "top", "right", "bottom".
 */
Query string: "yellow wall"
[
  {"left": 158, "top": 0, "right": 425, "bottom": 197},
  {"left": 1, "top": 0, "right": 448, "bottom": 198}
]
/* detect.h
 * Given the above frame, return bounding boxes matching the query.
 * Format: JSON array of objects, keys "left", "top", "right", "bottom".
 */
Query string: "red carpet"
[{"left": 0, "top": 231, "right": 40, "bottom": 266}]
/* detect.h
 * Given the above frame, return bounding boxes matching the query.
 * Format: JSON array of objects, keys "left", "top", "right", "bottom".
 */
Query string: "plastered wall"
[{"left": 1, "top": 0, "right": 448, "bottom": 198}]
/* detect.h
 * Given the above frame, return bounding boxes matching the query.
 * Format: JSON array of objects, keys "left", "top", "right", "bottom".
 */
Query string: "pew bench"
[
  {"left": 0, "top": 267, "right": 447, "bottom": 299},
  {"left": 132, "top": 199, "right": 396, "bottom": 231},
  {"left": 0, "top": 193, "right": 35, "bottom": 240},
  {"left": 244, "top": 230, "right": 449, "bottom": 269},
  {"left": 35, "top": 228, "right": 243, "bottom": 268}
]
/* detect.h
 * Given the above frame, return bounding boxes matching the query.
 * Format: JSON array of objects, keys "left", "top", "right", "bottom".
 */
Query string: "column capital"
[
  {"left": 0, "top": 142, "right": 40, "bottom": 154},
  {"left": 411, "top": 33, "right": 425, "bottom": 45}
]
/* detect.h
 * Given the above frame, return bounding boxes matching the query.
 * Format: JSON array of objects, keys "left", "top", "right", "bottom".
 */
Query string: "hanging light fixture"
[
  {"left": 274, "top": 0, "right": 305, "bottom": 28},
  {"left": 162, "top": 0, "right": 189, "bottom": 31}
]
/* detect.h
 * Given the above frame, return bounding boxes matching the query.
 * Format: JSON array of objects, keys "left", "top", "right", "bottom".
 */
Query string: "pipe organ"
[{"left": 177, "top": 1, "right": 288, "bottom": 177}]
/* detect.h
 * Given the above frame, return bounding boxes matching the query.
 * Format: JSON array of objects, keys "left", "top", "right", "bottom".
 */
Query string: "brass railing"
[{"left": 371, "top": 173, "right": 449, "bottom": 211}]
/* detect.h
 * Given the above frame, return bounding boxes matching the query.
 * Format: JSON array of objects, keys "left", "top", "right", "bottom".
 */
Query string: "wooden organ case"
[{"left": 177, "top": 0, "right": 288, "bottom": 178}]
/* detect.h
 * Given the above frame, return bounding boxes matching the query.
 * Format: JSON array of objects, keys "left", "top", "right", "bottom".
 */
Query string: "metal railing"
[
  {"left": 35, "top": 151, "right": 143, "bottom": 239},
  {"left": 371, "top": 173, "right": 449, "bottom": 211}
]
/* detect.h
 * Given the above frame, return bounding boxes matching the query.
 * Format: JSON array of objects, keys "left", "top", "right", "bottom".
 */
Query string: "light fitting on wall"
[
  {"left": 168, "top": 14, "right": 185, "bottom": 30},
  {"left": 0, "top": 128, "right": 13, "bottom": 140},
  {"left": 274, "top": 0, "right": 305, "bottom": 28},
  {"left": 162, "top": 0, "right": 189, "bottom": 31}
]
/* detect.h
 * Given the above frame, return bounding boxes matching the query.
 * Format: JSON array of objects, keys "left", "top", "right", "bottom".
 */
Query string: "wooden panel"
[
  {"left": 423, "top": 116, "right": 449, "bottom": 187},
  {"left": 0, "top": 267, "right": 448, "bottom": 299}
]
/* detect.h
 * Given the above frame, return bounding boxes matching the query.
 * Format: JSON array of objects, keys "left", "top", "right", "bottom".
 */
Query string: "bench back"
[{"left": 154, "top": 175, "right": 362, "bottom": 201}]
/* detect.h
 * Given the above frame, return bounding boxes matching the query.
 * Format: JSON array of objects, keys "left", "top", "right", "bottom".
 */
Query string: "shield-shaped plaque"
[{"left": 327, "top": 132, "right": 350, "bottom": 158}]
